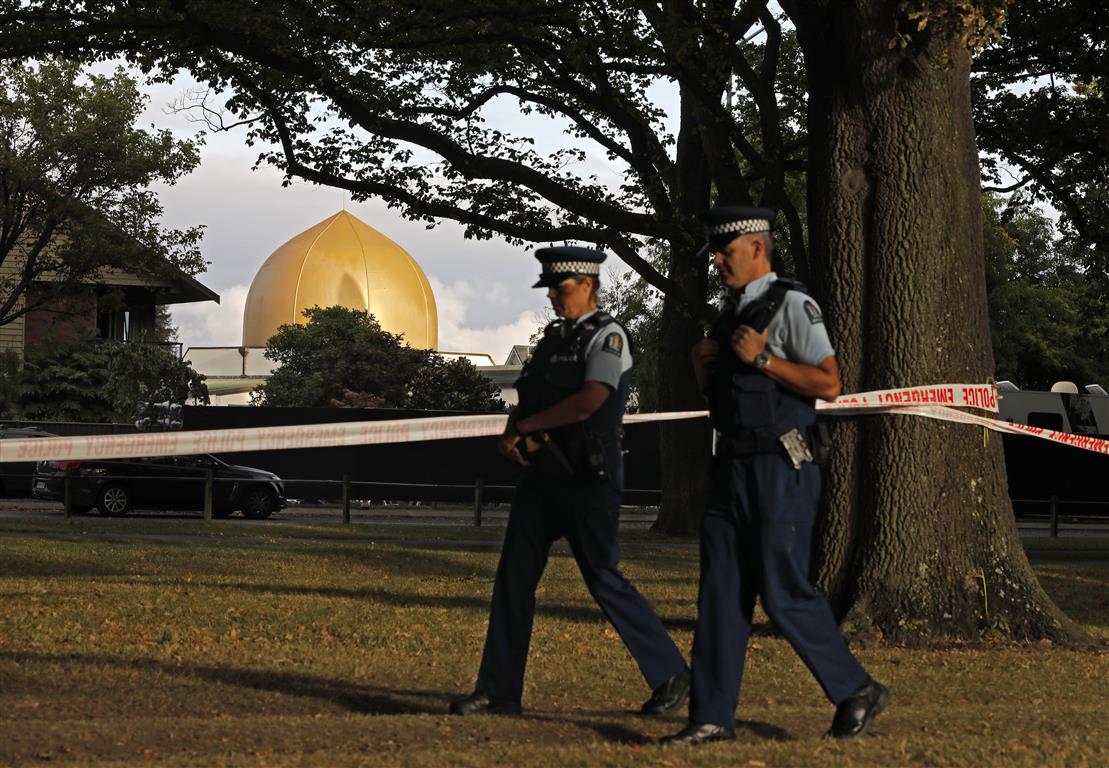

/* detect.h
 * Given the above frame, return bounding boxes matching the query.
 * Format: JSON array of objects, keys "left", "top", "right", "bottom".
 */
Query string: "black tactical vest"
[
  {"left": 514, "top": 310, "right": 633, "bottom": 436},
  {"left": 705, "top": 279, "right": 816, "bottom": 450}
]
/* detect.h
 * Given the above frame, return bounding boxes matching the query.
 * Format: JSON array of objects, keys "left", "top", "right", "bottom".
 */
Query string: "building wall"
[
  {"left": 499, "top": 386, "right": 518, "bottom": 407},
  {"left": 0, "top": 254, "right": 25, "bottom": 358},
  {"left": 0, "top": 314, "right": 24, "bottom": 359},
  {"left": 23, "top": 286, "right": 98, "bottom": 355}
]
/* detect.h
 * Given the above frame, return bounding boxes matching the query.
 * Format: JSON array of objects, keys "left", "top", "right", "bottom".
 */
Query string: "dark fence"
[
  {"left": 1001, "top": 433, "right": 1109, "bottom": 511},
  {"left": 0, "top": 421, "right": 136, "bottom": 437},
  {"left": 1010, "top": 497, "right": 1109, "bottom": 534}
]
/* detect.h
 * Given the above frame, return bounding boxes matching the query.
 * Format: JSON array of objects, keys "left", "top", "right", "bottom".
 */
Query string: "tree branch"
[
  {"left": 980, "top": 125, "right": 1098, "bottom": 245},
  {"left": 181, "top": 21, "right": 667, "bottom": 238},
  {"left": 607, "top": 237, "right": 715, "bottom": 323},
  {"left": 981, "top": 176, "right": 1033, "bottom": 194}
]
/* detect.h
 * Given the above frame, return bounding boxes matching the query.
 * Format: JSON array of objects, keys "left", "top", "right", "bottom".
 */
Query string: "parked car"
[
  {"left": 0, "top": 426, "right": 58, "bottom": 498},
  {"left": 32, "top": 454, "right": 286, "bottom": 519}
]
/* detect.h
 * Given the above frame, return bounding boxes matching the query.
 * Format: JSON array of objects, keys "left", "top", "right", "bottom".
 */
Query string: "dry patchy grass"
[{"left": 0, "top": 518, "right": 1106, "bottom": 767}]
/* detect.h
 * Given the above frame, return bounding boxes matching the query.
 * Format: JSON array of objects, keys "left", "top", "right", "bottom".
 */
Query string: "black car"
[
  {"left": 0, "top": 426, "right": 58, "bottom": 498},
  {"left": 32, "top": 454, "right": 286, "bottom": 519}
]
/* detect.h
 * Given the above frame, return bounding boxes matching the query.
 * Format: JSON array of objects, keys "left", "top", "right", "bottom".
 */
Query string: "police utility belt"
[
  {"left": 719, "top": 427, "right": 818, "bottom": 470},
  {"left": 521, "top": 425, "right": 618, "bottom": 483}
]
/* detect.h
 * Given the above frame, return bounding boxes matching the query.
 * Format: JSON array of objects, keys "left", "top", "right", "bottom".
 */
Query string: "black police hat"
[
  {"left": 532, "top": 246, "right": 607, "bottom": 288},
  {"left": 698, "top": 205, "right": 776, "bottom": 251}
]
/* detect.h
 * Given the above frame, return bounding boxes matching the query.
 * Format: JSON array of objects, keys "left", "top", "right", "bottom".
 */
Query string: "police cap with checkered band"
[
  {"left": 698, "top": 205, "right": 776, "bottom": 252},
  {"left": 532, "top": 246, "right": 607, "bottom": 288}
]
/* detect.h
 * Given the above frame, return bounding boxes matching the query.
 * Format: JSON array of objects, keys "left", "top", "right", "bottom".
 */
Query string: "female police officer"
[
  {"left": 663, "top": 207, "right": 889, "bottom": 745},
  {"left": 450, "top": 246, "right": 690, "bottom": 717}
]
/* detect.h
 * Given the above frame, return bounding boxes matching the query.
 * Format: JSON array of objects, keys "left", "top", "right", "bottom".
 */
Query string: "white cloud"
[
  {"left": 171, "top": 284, "right": 250, "bottom": 348},
  {"left": 430, "top": 277, "right": 547, "bottom": 364}
]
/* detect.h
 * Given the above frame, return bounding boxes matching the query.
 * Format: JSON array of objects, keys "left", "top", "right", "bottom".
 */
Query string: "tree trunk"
[
  {"left": 653, "top": 278, "right": 712, "bottom": 536},
  {"left": 652, "top": 92, "right": 713, "bottom": 536},
  {"left": 795, "top": 2, "right": 1080, "bottom": 641}
]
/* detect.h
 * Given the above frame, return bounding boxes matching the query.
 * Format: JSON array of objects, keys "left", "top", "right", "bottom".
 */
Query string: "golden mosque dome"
[{"left": 241, "top": 210, "right": 438, "bottom": 350}]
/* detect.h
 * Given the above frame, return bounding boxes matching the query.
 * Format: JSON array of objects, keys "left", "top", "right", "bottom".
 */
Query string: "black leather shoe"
[
  {"left": 660, "top": 722, "right": 736, "bottom": 746},
  {"left": 448, "top": 691, "right": 522, "bottom": 716},
  {"left": 827, "top": 678, "right": 890, "bottom": 739},
  {"left": 640, "top": 667, "right": 691, "bottom": 715}
]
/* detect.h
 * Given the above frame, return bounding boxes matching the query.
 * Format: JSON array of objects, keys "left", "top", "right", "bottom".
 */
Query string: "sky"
[{"left": 139, "top": 72, "right": 654, "bottom": 365}]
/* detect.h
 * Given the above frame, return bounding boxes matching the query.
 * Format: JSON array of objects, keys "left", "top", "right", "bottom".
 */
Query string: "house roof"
[
  {"left": 505, "top": 345, "right": 535, "bottom": 365},
  {"left": 31, "top": 264, "right": 219, "bottom": 306},
  {"left": 158, "top": 269, "right": 220, "bottom": 305}
]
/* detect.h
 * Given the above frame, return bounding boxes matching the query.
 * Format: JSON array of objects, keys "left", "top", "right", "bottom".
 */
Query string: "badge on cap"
[
  {"left": 697, "top": 205, "right": 776, "bottom": 250},
  {"left": 532, "top": 246, "right": 607, "bottom": 288}
]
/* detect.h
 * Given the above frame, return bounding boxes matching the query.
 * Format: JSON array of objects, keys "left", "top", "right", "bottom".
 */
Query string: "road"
[{"left": 1, "top": 498, "right": 1107, "bottom": 536}]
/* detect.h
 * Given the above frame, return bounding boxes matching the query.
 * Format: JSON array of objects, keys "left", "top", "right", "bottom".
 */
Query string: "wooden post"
[
  {"left": 342, "top": 474, "right": 351, "bottom": 525},
  {"left": 204, "top": 470, "right": 213, "bottom": 522},
  {"left": 473, "top": 478, "right": 484, "bottom": 527},
  {"left": 63, "top": 467, "right": 73, "bottom": 518},
  {"left": 1049, "top": 495, "right": 1058, "bottom": 538}
]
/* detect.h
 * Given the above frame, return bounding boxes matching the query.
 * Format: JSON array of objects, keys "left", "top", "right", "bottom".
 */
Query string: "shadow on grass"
[
  {"left": 0, "top": 650, "right": 447, "bottom": 715},
  {"left": 140, "top": 578, "right": 703, "bottom": 633},
  {"left": 736, "top": 719, "right": 795, "bottom": 741},
  {"left": 585, "top": 721, "right": 655, "bottom": 745},
  {"left": 1031, "top": 559, "right": 1109, "bottom": 631},
  {"left": 0, "top": 550, "right": 134, "bottom": 579},
  {"left": 511, "top": 712, "right": 657, "bottom": 745},
  {"left": 576, "top": 716, "right": 792, "bottom": 744},
  {"left": 1, "top": 651, "right": 742, "bottom": 746},
  {"left": 515, "top": 712, "right": 793, "bottom": 745}
]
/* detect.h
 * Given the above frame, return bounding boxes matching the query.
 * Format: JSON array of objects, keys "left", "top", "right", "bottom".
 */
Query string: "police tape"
[
  {"left": 883, "top": 404, "right": 1109, "bottom": 456},
  {"left": 814, "top": 383, "right": 999, "bottom": 413},
  {"left": 0, "top": 416, "right": 510, "bottom": 464},
  {"left": 0, "top": 382, "right": 1010, "bottom": 464},
  {"left": 817, "top": 384, "right": 1109, "bottom": 456},
  {"left": 824, "top": 387, "right": 1109, "bottom": 456}
]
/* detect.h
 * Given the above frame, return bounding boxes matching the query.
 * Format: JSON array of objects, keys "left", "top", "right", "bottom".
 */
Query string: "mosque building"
[{"left": 184, "top": 210, "right": 523, "bottom": 405}]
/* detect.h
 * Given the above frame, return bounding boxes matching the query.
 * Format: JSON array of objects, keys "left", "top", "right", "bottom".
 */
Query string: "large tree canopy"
[
  {"left": 984, "top": 194, "right": 1109, "bottom": 389},
  {"left": 0, "top": 59, "right": 204, "bottom": 327},
  {"left": 0, "top": 0, "right": 1094, "bottom": 642},
  {"left": 974, "top": 0, "right": 1108, "bottom": 275}
]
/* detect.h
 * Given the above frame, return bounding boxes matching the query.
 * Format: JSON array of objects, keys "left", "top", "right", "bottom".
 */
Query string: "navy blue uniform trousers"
[
  {"left": 689, "top": 452, "right": 868, "bottom": 729},
  {"left": 475, "top": 470, "right": 686, "bottom": 705}
]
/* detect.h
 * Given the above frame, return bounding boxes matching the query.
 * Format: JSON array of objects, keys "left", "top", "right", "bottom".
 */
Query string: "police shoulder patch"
[
  {"left": 802, "top": 300, "right": 824, "bottom": 325},
  {"left": 601, "top": 331, "right": 624, "bottom": 356}
]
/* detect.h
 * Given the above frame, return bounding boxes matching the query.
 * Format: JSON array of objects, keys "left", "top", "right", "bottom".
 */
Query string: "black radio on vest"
[
  {"left": 514, "top": 311, "right": 633, "bottom": 483},
  {"left": 705, "top": 279, "right": 816, "bottom": 454}
]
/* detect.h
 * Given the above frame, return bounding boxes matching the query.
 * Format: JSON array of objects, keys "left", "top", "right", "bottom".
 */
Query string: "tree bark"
[
  {"left": 795, "top": 2, "right": 1079, "bottom": 641},
  {"left": 653, "top": 293, "right": 712, "bottom": 536},
  {"left": 652, "top": 90, "right": 713, "bottom": 537}
]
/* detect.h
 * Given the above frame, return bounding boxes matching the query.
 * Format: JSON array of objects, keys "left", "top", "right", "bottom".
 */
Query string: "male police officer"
[
  {"left": 663, "top": 207, "right": 889, "bottom": 745},
  {"left": 450, "top": 246, "right": 690, "bottom": 717}
]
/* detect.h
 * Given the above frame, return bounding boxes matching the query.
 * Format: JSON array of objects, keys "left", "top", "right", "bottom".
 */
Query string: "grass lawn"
[{"left": 1, "top": 517, "right": 1106, "bottom": 767}]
